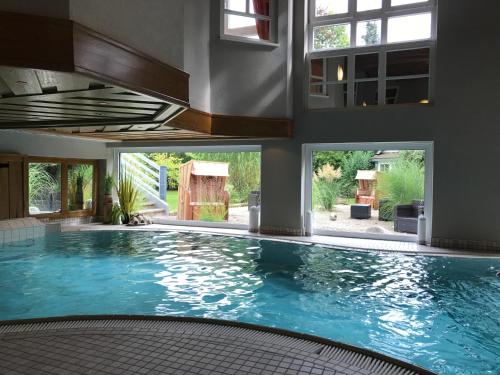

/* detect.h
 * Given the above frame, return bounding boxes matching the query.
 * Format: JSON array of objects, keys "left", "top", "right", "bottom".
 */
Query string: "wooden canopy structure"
[
  {"left": 177, "top": 161, "right": 230, "bottom": 221},
  {"left": 0, "top": 11, "right": 292, "bottom": 141},
  {"left": 355, "top": 170, "right": 379, "bottom": 209}
]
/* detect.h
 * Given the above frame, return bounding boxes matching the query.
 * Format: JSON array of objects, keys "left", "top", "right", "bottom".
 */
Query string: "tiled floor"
[{"left": 0, "top": 317, "right": 433, "bottom": 375}]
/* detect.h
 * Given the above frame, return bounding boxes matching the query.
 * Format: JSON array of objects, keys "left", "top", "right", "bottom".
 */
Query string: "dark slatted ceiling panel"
[{"left": 0, "top": 66, "right": 182, "bottom": 130}]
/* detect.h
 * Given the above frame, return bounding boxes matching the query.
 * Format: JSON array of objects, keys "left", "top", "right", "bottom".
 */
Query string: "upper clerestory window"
[
  {"left": 221, "top": 0, "right": 278, "bottom": 46},
  {"left": 310, "top": 0, "right": 435, "bottom": 51},
  {"left": 308, "top": 0, "right": 437, "bottom": 108}
]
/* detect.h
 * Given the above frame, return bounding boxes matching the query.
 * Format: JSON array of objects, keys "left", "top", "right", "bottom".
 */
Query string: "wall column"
[{"left": 260, "top": 140, "right": 303, "bottom": 235}]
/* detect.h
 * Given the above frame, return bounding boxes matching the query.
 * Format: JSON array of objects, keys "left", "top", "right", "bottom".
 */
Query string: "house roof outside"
[{"left": 370, "top": 150, "right": 401, "bottom": 162}]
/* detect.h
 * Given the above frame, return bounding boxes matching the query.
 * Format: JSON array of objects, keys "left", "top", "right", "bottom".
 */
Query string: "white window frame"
[
  {"left": 307, "top": 0, "right": 437, "bottom": 108},
  {"left": 220, "top": 0, "right": 278, "bottom": 47},
  {"left": 302, "top": 141, "right": 434, "bottom": 243},
  {"left": 114, "top": 145, "right": 262, "bottom": 231}
]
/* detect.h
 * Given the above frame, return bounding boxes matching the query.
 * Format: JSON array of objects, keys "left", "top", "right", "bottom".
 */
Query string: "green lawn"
[{"left": 165, "top": 190, "right": 178, "bottom": 214}]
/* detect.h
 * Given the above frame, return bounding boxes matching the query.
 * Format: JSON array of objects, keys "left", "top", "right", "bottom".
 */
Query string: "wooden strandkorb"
[{"left": 177, "top": 160, "right": 230, "bottom": 221}]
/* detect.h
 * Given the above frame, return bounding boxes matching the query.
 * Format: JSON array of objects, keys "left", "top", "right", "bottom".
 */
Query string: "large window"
[
  {"left": 304, "top": 142, "right": 434, "bottom": 242},
  {"left": 119, "top": 147, "right": 261, "bottom": 229},
  {"left": 308, "top": 0, "right": 436, "bottom": 108},
  {"left": 222, "top": 0, "right": 276, "bottom": 44},
  {"left": 27, "top": 158, "right": 98, "bottom": 218}
]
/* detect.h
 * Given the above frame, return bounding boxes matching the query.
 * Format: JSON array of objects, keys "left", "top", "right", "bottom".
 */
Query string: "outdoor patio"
[{"left": 314, "top": 204, "right": 414, "bottom": 238}]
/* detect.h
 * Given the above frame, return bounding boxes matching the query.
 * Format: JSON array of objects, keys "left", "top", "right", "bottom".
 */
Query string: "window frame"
[
  {"left": 303, "top": 141, "right": 434, "bottom": 243},
  {"left": 25, "top": 157, "right": 99, "bottom": 219},
  {"left": 309, "top": 0, "right": 437, "bottom": 51},
  {"left": 220, "top": 0, "right": 278, "bottom": 47},
  {"left": 114, "top": 145, "right": 262, "bottom": 231},
  {"left": 307, "top": 0, "right": 437, "bottom": 109}
]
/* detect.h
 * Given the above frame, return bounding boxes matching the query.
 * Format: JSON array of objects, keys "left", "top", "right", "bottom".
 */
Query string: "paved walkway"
[{"left": 0, "top": 317, "right": 435, "bottom": 375}]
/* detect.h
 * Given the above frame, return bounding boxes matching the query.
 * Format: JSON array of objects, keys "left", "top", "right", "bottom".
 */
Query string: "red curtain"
[{"left": 252, "top": 0, "right": 270, "bottom": 40}]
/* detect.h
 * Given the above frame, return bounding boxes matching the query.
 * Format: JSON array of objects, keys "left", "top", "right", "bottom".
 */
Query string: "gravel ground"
[
  {"left": 165, "top": 204, "right": 410, "bottom": 237},
  {"left": 314, "top": 204, "right": 401, "bottom": 235}
]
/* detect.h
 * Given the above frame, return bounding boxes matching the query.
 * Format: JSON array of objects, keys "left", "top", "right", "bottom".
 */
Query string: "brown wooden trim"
[
  {"left": 0, "top": 154, "right": 25, "bottom": 162},
  {"left": 26, "top": 156, "right": 97, "bottom": 165},
  {"left": 72, "top": 24, "right": 189, "bottom": 106},
  {"left": 211, "top": 114, "right": 293, "bottom": 138},
  {"left": 169, "top": 109, "right": 213, "bottom": 134},
  {"left": 0, "top": 11, "right": 189, "bottom": 108},
  {"left": 0, "top": 11, "right": 74, "bottom": 72},
  {"left": 170, "top": 109, "right": 293, "bottom": 138}
]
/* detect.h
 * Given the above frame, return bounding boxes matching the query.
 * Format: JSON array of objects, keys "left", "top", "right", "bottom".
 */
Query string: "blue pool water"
[{"left": 0, "top": 231, "right": 498, "bottom": 374}]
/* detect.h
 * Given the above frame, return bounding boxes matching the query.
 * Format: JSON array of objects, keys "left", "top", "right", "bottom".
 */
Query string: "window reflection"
[
  {"left": 28, "top": 163, "right": 61, "bottom": 215},
  {"left": 387, "top": 48, "right": 430, "bottom": 77},
  {"left": 68, "top": 164, "right": 94, "bottom": 211}
]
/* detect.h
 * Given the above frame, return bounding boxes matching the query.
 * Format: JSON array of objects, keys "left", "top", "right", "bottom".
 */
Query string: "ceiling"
[{"left": 0, "top": 10, "right": 292, "bottom": 142}]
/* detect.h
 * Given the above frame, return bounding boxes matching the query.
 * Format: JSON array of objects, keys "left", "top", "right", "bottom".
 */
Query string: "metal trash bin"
[{"left": 248, "top": 191, "right": 261, "bottom": 210}]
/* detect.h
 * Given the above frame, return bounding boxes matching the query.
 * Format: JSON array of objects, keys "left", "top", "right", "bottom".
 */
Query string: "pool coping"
[
  {"left": 62, "top": 223, "right": 500, "bottom": 258},
  {"left": 0, "top": 315, "right": 438, "bottom": 375}
]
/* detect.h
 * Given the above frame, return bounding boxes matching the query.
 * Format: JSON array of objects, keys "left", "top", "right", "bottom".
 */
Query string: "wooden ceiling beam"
[{"left": 170, "top": 109, "right": 293, "bottom": 138}]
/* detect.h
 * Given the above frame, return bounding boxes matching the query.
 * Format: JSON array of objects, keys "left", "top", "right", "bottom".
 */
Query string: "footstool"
[{"left": 351, "top": 204, "right": 371, "bottom": 219}]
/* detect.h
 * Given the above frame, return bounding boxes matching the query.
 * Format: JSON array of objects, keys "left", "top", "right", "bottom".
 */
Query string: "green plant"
[
  {"left": 111, "top": 203, "right": 123, "bottom": 225},
  {"left": 28, "top": 164, "right": 58, "bottom": 204},
  {"left": 313, "top": 164, "right": 342, "bottom": 211},
  {"left": 198, "top": 204, "right": 228, "bottom": 222},
  {"left": 339, "top": 151, "right": 375, "bottom": 197},
  {"left": 68, "top": 165, "right": 93, "bottom": 210},
  {"left": 116, "top": 171, "right": 143, "bottom": 224},
  {"left": 148, "top": 153, "right": 184, "bottom": 190},
  {"left": 104, "top": 174, "right": 114, "bottom": 195},
  {"left": 377, "top": 158, "right": 425, "bottom": 215},
  {"left": 313, "top": 151, "right": 344, "bottom": 173}
]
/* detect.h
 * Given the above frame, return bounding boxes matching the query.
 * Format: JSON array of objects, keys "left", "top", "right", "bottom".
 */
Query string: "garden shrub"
[
  {"left": 377, "top": 158, "right": 424, "bottom": 214},
  {"left": 338, "top": 151, "right": 375, "bottom": 198},
  {"left": 313, "top": 164, "right": 342, "bottom": 211},
  {"left": 148, "top": 153, "right": 185, "bottom": 190}
]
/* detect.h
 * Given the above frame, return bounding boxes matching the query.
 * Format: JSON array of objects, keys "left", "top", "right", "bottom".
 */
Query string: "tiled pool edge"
[
  {"left": 0, "top": 315, "right": 438, "bottom": 375},
  {"left": 0, "top": 218, "right": 46, "bottom": 247},
  {"left": 62, "top": 223, "right": 500, "bottom": 258}
]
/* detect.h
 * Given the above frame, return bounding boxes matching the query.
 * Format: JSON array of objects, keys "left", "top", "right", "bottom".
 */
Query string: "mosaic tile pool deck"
[{"left": 0, "top": 317, "right": 435, "bottom": 375}]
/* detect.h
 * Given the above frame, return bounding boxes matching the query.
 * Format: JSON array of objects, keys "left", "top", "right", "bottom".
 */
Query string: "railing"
[{"left": 120, "top": 153, "right": 168, "bottom": 212}]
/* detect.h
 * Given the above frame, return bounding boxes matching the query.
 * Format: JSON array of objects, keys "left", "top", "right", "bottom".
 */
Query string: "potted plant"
[
  {"left": 103, "top": 174, "right": 114, "bottom": 224},
  {"left": 111, "top": 202, "right": 122, "bottom": 225},
  {"left": 75, "top": 174, "right": 84, "bottom": 210},
  {"left": 116, "top": 171, "right": 142, "bottom": 224}
]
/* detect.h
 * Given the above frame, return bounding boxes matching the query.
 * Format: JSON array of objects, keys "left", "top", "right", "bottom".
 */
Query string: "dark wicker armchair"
[{"left": 394, "top": 200, "right": 424, "bottom": 234}]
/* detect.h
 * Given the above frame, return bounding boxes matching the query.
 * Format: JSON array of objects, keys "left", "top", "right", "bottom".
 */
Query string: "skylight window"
[
  {"left": 357, "top": 0, "right": 382, "bottom": 12},
  {"left": 222, "top": 0, "right": 276, "bottom": 44},
  {"left": 310, "top": 0, "right": 435, "bottom": 51}
]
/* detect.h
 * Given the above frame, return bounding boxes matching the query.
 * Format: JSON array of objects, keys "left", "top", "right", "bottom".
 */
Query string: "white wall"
[
  {"left": 0, "top": 130, "right": 107, "bottom": 159},
  {"left": 208, "top": 0, "right": 293, "bottom": 117},
  {"left": 69, "top": 0, "right": 184, "bottom": 69},
  {"left": 183, "top": 0, "right": 212, "bottom": 112},
  {"left": 287, "top": 0, "right": 500, "bottom": 244},
  {"left": 3, "top": 0, "right": 500, "bottom": 246}
]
